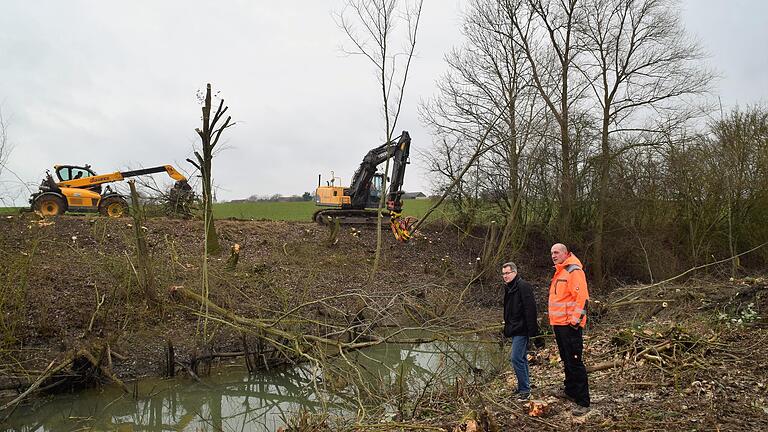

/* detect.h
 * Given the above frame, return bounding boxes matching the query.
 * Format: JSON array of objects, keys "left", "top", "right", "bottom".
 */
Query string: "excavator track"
[{"left": 312, "top": 209, "right": 391, "bottom": 225}]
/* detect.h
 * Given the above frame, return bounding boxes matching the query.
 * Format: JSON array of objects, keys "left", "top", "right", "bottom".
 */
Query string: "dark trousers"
[{"left": 553, "top": 325, "right": 590, "bottom": 407}]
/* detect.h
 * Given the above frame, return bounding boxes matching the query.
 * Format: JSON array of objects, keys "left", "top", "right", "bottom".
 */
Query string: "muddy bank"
[{"left": 0, "top": 213, "right": 494, "bottom": 383}]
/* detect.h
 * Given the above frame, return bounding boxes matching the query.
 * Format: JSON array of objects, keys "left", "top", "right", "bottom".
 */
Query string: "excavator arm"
[
  {"left": 385, "top": 132, "right": 410, "bottom": 213},
  {"left": 346, "top": 132, "right": 411, "bottom": 210},
  {"left": 342, "top": 131, "right": 415, "bottom": 241}
]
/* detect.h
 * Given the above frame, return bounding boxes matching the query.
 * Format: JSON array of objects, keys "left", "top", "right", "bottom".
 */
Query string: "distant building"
[{"left": 402, "top": 192, "right": 427, "bottom": 199}]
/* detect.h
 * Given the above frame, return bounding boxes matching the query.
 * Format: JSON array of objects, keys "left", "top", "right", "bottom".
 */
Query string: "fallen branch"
[
  {"left": 607, "top": 299, "right": 673, "bottom": 309},
  {"left": 586, "top": 360, "right": 624, "bottom": 373},
  {"left": 76, "top": 349, "right": 129, "bottom": 393},
  {"left": 612, "top": 242, "right": 768, "bottom": 304},
  {"left": 0, "top": 357, "right": 73, "bottom": 412}
]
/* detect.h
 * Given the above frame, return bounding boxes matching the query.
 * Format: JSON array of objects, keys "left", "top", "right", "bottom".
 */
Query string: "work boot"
[
  {"left": 551, "top": 388, "right": 576, "bottom": 403},
  {"left": 572, "top": 405, "right": 591, "bottom": 416}
]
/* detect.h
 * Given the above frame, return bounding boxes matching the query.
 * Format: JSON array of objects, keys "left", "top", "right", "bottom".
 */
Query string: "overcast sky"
[{"left": 1, "top": 0, "right": 766, "bottom": 205}]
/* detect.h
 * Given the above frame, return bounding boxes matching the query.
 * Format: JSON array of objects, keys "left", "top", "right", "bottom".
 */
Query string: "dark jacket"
[{"left": 503, "top": 275, "right": 539, "bottom": 338}]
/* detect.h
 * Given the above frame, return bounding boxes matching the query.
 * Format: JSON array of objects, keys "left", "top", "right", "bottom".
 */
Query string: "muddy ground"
[
  {"left": 0, "top": 213, "right": 767, "bottom": 430},
  {"left": 427, "top": 277, "right": 768, "bottom": 431},
  {"left": 0, "top": 213, "right": 495, "bottom": 378}
]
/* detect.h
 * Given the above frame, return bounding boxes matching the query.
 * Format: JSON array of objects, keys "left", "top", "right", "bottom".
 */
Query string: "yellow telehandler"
[{"left": 30, "top": 164, "right": 191, "bottom": 217}]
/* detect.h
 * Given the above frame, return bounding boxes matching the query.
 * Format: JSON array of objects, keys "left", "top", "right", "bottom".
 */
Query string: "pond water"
[{"left": 4, "top": 338, "right": 507, "bottom": 431}]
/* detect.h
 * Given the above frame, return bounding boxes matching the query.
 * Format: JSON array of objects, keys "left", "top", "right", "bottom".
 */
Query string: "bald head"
[{"left": 551, "top": 243, "right": 569, "bottom": 265}]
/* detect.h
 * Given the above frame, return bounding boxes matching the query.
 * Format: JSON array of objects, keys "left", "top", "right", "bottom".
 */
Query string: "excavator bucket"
[{"left": 390, "top": 212, "right": 416, "bottom": 242}]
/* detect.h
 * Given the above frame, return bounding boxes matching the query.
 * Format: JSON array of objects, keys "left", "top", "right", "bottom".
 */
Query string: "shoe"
[
  {"left": 572, "top": 405, "right": 590, "bottom": 416},
  {"left": 552, "top": 388, "right": 577, "bottom": 403},
  {"left": 516, "top": 392, "right": 530, "bottom": 401}
]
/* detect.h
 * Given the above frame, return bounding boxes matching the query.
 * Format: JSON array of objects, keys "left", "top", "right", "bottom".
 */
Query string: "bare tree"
[
  {"left": 421, "top": 0, "right": 555, "bottom": 267},
  {"left": 336, "top": 0, "right": 423, "bottom": 276},
  {"left": 578, "top": 0, "right": 713, "bottom": 287},
  {"left": 0, "top": 107, "right": 8, "bottom": 176},
  {"left": 511, "top": 0, "right": 587, "bottom": 239},
  {"left": 0, "top": 106, "right": 14, "bottom": 205},
  {"left": 709, "top": 105, "right": 768, "bottom": 274}
]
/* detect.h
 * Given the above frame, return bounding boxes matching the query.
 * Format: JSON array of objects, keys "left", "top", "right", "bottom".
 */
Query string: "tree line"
[{"left": 420, "top": 0, "right": 767, "bottom": 287}]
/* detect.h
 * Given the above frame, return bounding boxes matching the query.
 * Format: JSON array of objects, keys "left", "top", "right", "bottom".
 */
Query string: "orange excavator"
[{"left": 30, "top": 164, "right": 191, "bottom": 217}]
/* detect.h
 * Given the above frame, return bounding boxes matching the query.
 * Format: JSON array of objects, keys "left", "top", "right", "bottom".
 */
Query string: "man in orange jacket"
[{"left": 549, "top": 243, "right": 590, "bottom": 415}]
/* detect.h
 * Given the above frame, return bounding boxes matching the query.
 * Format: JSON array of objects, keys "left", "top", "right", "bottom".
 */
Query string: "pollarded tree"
[{"left": 190, "top": 83, "right": 233, "bottom": 255}]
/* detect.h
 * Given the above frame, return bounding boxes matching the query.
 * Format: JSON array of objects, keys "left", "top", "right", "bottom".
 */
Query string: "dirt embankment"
[{"left": 0, "top": 213, "right": 491, "bottom": 381}]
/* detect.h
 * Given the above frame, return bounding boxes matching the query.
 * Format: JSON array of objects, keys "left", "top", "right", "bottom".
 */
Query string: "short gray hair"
[{"left": 501, "top": 262, "right": 517, "bottom": 273}]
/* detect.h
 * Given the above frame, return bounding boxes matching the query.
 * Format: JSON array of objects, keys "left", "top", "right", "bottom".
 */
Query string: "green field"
[
  {"left": 212, "top": 199, "right": 437, "bottom": 221},
  {"left": 0, "top": 199, "right": 442, "bottom": 221},
  {"left": 0, "top": 207, "right": 21, "bottom": 215}
]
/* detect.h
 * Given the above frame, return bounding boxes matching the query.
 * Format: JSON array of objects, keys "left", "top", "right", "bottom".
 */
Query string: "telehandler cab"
[{"left": 30, "top": 164, "right": 191, "bottom": 217}]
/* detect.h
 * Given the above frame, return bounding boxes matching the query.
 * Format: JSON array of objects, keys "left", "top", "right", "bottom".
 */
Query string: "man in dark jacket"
[{"left": 502, "top": 262, "right": 541, "bottom": 401}]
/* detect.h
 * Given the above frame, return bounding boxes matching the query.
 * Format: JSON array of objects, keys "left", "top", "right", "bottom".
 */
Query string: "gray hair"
[{"left": 501, "top": 262, "right": 517, "bottom": 273}]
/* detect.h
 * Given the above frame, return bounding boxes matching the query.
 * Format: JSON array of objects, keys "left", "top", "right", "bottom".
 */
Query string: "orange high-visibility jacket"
[{"left": 548, "top": 254, "right": 590, "bottom": 327}]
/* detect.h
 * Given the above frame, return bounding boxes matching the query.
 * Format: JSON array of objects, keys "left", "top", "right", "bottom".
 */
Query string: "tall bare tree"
[
  {"left": 421, "top": 0, "right": 553, "bottom": 272},
  {"left": 0, "top": 106, "right": 13, "bottom": 204},
  {"left": 512, "top": 0, "right": 586, "bottom": 239},
  {"left": 336, "top": 0, "right": 423, "bottom": 276},
  {"left": 578, "top": 0, "right": 713, "bottom": 287}
]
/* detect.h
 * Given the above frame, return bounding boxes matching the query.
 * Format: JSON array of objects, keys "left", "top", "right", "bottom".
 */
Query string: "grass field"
[
  {"left": 0, "top": 207, "right": 21, "bottom": 215},
  {"left": 0, "top": 199, "right": 443, "bottom": 221},
  {"left": 212, "top": 199, "right": 437, "bottom": 221}
]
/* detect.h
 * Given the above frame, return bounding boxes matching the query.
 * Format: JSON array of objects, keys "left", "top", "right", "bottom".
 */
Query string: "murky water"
[{"left": 4, "top": 339, "right": 506, "bottom": 431}]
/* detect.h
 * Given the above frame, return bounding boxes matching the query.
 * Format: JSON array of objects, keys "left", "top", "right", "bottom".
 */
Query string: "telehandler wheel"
[
  {"left": 33, "top": 194, "right": 66, "bottom": 216},
  {"left": 99, "top": 196, "right": 129, "bottom": 218}
]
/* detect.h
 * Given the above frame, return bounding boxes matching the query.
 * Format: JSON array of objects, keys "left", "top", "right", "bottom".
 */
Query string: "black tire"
[
  {"left": 99, "top": 196, "right": 129, "bottom": 218},
  {"left": 33, "top": 194, "right": 67, "bottom": 216}
]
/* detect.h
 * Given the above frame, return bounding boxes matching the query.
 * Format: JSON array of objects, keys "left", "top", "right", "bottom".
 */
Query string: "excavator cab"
[
  {"left": 316, "top": 172, "right": 385, "bottom": 209},
  {"left": 366, "top": 173, "right": 384, "bottom": 208}
]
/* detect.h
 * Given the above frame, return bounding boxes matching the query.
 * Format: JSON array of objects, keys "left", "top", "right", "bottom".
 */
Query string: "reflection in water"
[{"left": 5, "top": 339, "right": 505, "bottom": 431}]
